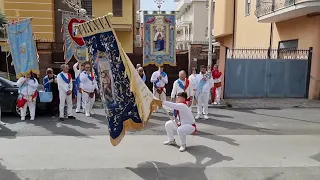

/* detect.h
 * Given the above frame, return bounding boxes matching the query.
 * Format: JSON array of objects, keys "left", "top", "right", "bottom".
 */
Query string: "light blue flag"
[{"left": 7, "top": 19, "right": 39, "bottom": 78}]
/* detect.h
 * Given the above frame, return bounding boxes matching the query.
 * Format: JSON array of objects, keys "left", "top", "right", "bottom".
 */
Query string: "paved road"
[{"left": 0, "top": 108, "right": 320, "bottom": 180}]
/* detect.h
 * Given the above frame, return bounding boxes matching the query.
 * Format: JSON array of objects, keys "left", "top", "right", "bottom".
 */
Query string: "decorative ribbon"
[
  {"left": 59, "top": 72, "right": 72, "bottom": 84},
  {"left": 196, "top": 72, "right": 212, "bottom": 99},
  {"left": 154, "top": 71, "right": 167, "bottom": 89},
  {"left": 177, "top": 78, "right": 189, "bottom": 91}
]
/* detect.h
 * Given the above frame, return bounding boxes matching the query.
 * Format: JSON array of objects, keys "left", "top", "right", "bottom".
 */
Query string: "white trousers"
[
  {"left": 59, "top": 91, "right": 73, "bottom": 118},
  {"left": 82, "top": 92, "right": 95, "bottom": 115},
  {"left": 197, "top": 91, "right": 210, "bottom": 115},
  {"left": 76, "top": 90, "right": 83, "bottom": 111},
  {"left": 20, "top": 99, "right": 36, "bottom": 118},
  {"left": 165, "top": 120, "right": 195, "bottom": 145},
  {"left": 153, "top": 89, "right": 166, "bottom": 101},
  {"left": 215, "top": 87, "right": 221, "bottom": 103}
]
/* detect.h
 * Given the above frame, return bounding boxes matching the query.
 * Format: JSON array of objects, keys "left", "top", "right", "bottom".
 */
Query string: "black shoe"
[
  {"left": 60, "top": 118, "right": 64, "bottom": 121},
  {"left": 68, "top": 116, "right": 76, "bottom": 119}
]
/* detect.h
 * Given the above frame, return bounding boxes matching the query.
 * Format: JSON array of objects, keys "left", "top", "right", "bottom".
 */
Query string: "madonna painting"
[{"left": 153, "top": 26, "right": 166, "bottom": 52}]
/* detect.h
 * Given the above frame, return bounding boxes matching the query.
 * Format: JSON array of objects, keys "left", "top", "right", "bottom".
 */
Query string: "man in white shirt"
[
  {"left": 157, "top": 92, "right": 197, "bottom": 152},
  {"left": 195, "top": 65, "right": 214, "bottom": 120},
  {"left": 80, "top": 62, "right": 98, "bottom": 117},
  {"left": 73, "top": 62, "right": 85, "bottom": 113},
  {"left": 150, "top": 66, "right": 168, "bottom": 101},
  {"left": 57, "top": 64, "right": 75, "bottom": 121},
  {"left": 171, "top": 70, "right": 193, "bottom": 106},
  {"left": 16, "top": 73, "right": 39, "bottom": 121}
]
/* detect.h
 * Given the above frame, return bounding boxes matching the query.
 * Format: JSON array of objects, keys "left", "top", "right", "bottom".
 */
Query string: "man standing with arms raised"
[
  {"left": 150, "top": 65, "right": 168, "bottom": 102},
  {"left": 80, "top": 62, "right": 98, "bottom": 117},
  {"left": 57, "top": 64, "right": 75, "bottom": 121},
  {"left": 73, "top": 62, "right": 84, "bottom": 113}
]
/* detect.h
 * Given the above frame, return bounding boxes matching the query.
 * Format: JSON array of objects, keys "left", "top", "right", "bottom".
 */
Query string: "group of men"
[
  {"left": 146, "top": 64, "right": 222, "bottom": 120},
  {"left": 136, "top": 63, "right": 222, "bottom": 152},
  {"left": 43, "top": 62, "right": 97, "bottom": 121}
]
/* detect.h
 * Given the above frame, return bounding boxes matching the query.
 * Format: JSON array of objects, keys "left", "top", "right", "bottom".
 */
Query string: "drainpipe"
[{"left": 232, "top": 0, "right": 236, "bottom": 49}]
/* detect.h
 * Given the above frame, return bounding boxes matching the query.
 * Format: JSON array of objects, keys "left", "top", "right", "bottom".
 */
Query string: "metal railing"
[{"left": 255, "top": 0, "right": 308, "bottom": 18}]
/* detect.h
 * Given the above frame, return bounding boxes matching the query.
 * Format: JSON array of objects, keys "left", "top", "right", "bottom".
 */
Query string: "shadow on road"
[
  {"left": 126, "top": 145, "right": 233, "bottom": 180},
  {"left": 0, "top": 159, "right": 22, "bottom": 180},
  {"left": 310, "top": 152, "right": 320, "bottom": 163},
  {"left": 0, "top": 124, "right": 17, "bottom": 139}
]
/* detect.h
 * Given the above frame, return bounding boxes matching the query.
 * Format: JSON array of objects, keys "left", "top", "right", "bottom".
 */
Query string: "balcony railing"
[{"left": 255, "top": 0, "right": 306, "bottom": 18}]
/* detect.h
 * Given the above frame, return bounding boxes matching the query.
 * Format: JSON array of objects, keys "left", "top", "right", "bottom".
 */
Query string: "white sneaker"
[
  {"left": 21, "top": 117, "right": 25, "bottom": 121},
  {"left": 204, "top": 115, "right": 209, "bottom": 120},
  {"left": 30, "top": 117, "right": 35, "bottom": 121},
  {"left": 90, "top": 111, "right": 95, "bottom": 115},
  {"left": 163, "top": 139, "right": 176, "bottom": 145},
  {"left": 85, "top": 113, "right": 90, "bottom": 117},
  {"left": 179, "top": 144, "right": 186, "bottom": 152},
  {"left": 75, "top": 109, "right": 81, "bottom": 113},
  {"left": 213, "top": 102, "right": 218, "bottom": 105},
  {"left": 195, "top": 115, "right": 201, "bottom": 119},
  {"left": 0, "top": 121, "right": 6, "bottom": 125}
]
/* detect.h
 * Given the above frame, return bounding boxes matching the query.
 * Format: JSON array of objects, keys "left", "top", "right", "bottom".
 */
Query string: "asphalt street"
[{"left": 0, "top": 107, "right": 320, "bottom": 180}]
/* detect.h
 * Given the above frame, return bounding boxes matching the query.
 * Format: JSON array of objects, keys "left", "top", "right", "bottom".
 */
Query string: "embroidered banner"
[
  {"left": 75, "top": 15, "right": 159, "bottom": 146},
  {"left": 6, "top": 19, "right": 39, "bottom": 78},
  {"left": 143, "top": 11, "right": 176, "bottom": 67},
  {"left": 62, "top": 12, "right": 89, "bottom": 63}
]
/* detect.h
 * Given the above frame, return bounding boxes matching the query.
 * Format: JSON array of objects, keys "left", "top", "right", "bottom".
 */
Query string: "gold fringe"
[
  {"left": 110, "top": 119, "right": 143, "bottom": 146},
  {"left": 15, "top": 68, "right": 40, "bottom": 79},
  {"left": 143, "top": 60, "right": 176, "bottom": 67}
]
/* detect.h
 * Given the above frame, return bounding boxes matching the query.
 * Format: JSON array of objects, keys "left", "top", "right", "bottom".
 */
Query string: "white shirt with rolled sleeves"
[
  {"left": 57, "top": 72, "right": 73, "bottom": 92},
  {"left": 79, "top": 71, "right": 98, "bottom": 93},
  {"left": 17, "top": 77, "right": 39, "bottom": 96},
  {"left": 73, "top": 62, "right": 81, "bottom": 79},
  {"left": 163, "top": 101, "right": 195, "bottom": 125},
  {"left": 171, "top": 79, "right": 193, "bottom": 99},
  {"left": 150, "top": 70, "right": 168, "bottom": 88},
  {"left": 195, "top": 73, "right": 214, "bottom": 93}
]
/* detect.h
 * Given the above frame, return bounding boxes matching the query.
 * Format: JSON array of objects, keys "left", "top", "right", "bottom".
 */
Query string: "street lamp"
[{"left": 207, "top": 0, "right": 213, "bottom": 67}]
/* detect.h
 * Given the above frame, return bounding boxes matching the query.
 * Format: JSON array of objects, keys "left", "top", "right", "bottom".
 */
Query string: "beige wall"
[
  {"left": 233, "top": 0, "right": 270, "bottom": 48},
  {"left": 4, "top": 0, "right": 55, "bottom": 40},
  {"left": 213, "top": 0, "right": 234, "bottom": 38},
  {"left": 92, "top": 0, "right": 134, "bottom": 53}
]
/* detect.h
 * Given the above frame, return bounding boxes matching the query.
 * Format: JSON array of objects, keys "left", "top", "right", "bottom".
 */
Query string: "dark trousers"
[{"left": 49, "top": 92, "right": 59, "bottom": 116}]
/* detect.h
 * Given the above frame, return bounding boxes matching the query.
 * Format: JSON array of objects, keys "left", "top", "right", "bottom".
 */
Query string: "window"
[
  {"left": 81, "top": 0, "right": 92, "bottom": 15},
  {"left": 278, "top": 39, "right": 298, "bottom": 50},
  {"left": 113, "top": 0, "right": 123, "bottom": 17},
  {"left": 278, "top": 39, "right": 298, "bottom": 59},
  {"left": 245, "top": 0, "right": 251, "bottom": 16}
]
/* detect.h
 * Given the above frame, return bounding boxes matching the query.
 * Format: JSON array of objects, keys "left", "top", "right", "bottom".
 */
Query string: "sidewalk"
[{"left": 224, "top": 98, "right": 320, "bottom": 109}]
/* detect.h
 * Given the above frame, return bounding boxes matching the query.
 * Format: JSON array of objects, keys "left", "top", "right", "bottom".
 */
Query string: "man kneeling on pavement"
[{"left": 155, "top": 92, "right": 197, "bottom": 152}]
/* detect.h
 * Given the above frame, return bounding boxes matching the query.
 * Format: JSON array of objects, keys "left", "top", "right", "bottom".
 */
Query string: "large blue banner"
[
  {"left": 143, "top": 11, "right": 176, "bottom": 67},
  {"left": 7, "top": 19, "right": 39, "bottom": 78},
  {"left": 75, "top": 15, "right": 159, "bottom": 146}
]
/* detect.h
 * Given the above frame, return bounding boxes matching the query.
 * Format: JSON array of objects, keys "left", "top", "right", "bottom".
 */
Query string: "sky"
[{"left": 140, "top": 0, "right": 177, "bottom": 11}]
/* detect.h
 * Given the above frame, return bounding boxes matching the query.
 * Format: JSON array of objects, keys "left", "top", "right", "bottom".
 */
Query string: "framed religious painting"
[{"left": 143, "top": 11, "right": 176, "bottom": 67}]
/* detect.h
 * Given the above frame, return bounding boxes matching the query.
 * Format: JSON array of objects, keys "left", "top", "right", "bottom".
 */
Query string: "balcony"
[
  {"left": 255, "top": 0, "right": 320, "bottom": 23},
  {"left": 175, "top": 0, "right": 191, "bottom": 12}
]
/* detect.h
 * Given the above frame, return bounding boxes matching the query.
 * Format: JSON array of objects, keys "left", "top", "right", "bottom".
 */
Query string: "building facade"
[
  {"left": 175, "top": 0, "right": 209, "bottom": 50},
  {"left": 0, "top": 0, "right": 136, "bottom": 79},
  {"left": 214, "top": 0, "right": 320, "bottom": 99}
]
